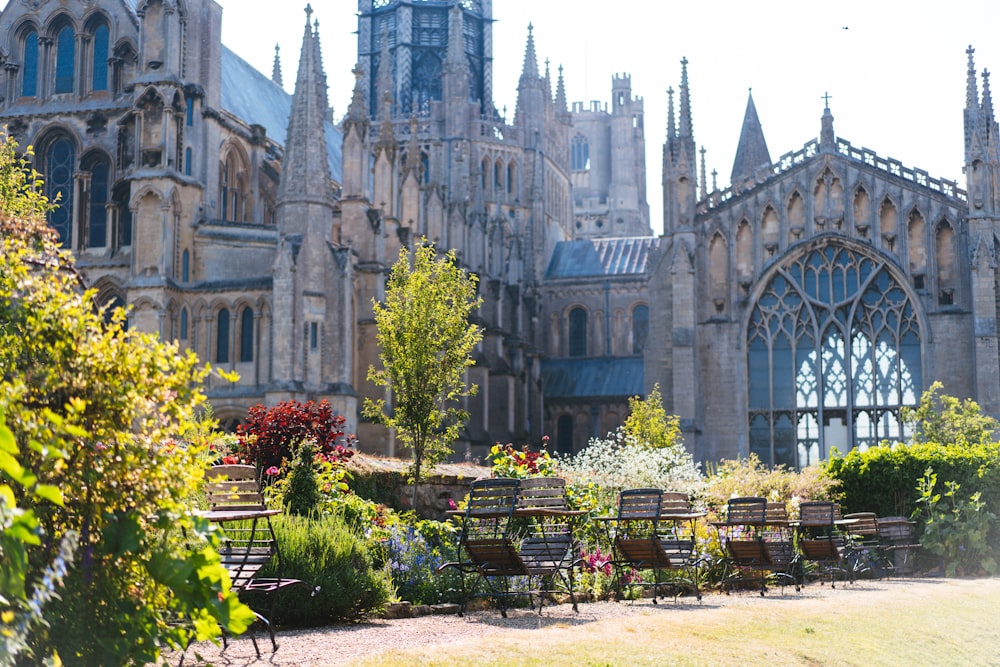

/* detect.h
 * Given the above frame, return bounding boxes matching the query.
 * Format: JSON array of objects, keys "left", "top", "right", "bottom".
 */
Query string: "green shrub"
[
  {"left": 913, "top": 469, "right": 998, "bottom": 577},
  {"left": 826, "top": 441, "right": 1000, "bottom": 518},
  {"left": 282, "top": 440, "right": 322, "bottom": 517},
  {"left": 374, "top": 518, "right": 465, "bottom": 605},
  {"left": 257, "top": 513, "right": 391, "bottom": 625},
  {"left": 0, "top": 135, "right": 252, "bottom": 667}
]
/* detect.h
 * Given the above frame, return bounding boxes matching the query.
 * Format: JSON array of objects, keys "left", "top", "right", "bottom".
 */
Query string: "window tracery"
[{"left": 747, "top": 242, "right": 921, "bottom": 469}]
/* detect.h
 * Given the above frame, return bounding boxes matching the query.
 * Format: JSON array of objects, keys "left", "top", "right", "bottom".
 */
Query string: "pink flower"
[
  {"left": 448, "top": 498, "right": 458, "bottom": 510},
  {"left": 265, "top": 466, "right": 280, "bottom": 476}
]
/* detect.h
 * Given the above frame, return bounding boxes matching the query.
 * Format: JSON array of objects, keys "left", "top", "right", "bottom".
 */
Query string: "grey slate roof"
[
  {"left": 541, "top": 357, "right": 644, "bottom": 399},
  {"left": 544, "top": 237, "right": 659, "bottom": 279},
  {"left": 220, "top": 46, "right": 343, "bottom": 183}
]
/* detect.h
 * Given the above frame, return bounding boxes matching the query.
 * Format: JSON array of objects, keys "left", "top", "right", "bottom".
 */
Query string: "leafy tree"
[
  {"left": 364, "top": 241, "right": 483, "bottom": 506},
  {"left": 623, "top": 383, "right": 682, "bottom": 450},
  {"left": 0, "top": 130, "right": 253, "bottom": 665},
  {"left": 901, "top": 381, "right": 999, "bottom": 446}
]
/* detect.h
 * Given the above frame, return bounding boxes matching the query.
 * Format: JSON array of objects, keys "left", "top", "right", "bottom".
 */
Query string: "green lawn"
[{"left": 356, "top": 578, "right": 1000, "bottom": 667}]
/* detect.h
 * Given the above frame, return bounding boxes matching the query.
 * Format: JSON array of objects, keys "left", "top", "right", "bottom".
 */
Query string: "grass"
[{"left": 354, "top": 578, "right": 1000, "bottom": 666}]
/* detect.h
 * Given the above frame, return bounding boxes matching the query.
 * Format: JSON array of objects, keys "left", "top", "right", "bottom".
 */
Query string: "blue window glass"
[
  {"left": 55, "top": 26, "right": 75, "bottom": 94},
  {"left": 240, "top": 307, "right": 254, "bottom": 362},
  {"left": 186, "top": 97, "right": 194, "bottom": 126},
  {"left": 184, "top": 147, "right": 192, "bottom": 176},
  {"left": 568, "top": 307, "right": 587, "bottom": 357},
  {"left": 46, "top": 138, "right": 75, "bottom": 244},
  {"left": 92, "top": 25, "right": 109, "bottom": 91},
  {"left": 119, "top": 199, "right": 132, "bottom": 246},
  {"left": 632, "top": 305, "right": 649, "bottom": 354},
  {"left": 180, "top": 308, "right": 188, "bottom": 340},
  {"left": 182, "top": 249, "right": 189, "bottom": 282},
  {"left": 22, "top": 31, "right": 38, "bottom": 97},
  {"left": 216, "top": 309, "right": 230, "bottom": 363},
  {"left": 88, "top": 159, "right": 109, "bottom": 247}
]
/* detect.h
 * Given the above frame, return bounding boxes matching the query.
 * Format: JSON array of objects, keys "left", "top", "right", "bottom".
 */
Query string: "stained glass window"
[
  {"left": 240, "top": 307, "right": 254, "bottom": 362},
  {"left": 217, "top": 309, "right": 230, "bottom": 363},
  {"left": 88, "top": 158, "right": 109, "bottom": 248},
  {"left": 747, "top": 243, "right": 921, "bottom": 468},
  {"left": 22, "top": 31, "right": 38, "bottom": 97},
  {"left": 92, "top": 24, "right": 109, "bottom": 92},
  {"left": 55, "top": 25, "right": 75, "bottom": 94},
  {"left": 46, "top": 138, "right": 75, "bottom": 244}
]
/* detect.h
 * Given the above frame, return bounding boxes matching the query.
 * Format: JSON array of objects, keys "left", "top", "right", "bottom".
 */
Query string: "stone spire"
[
  {"left": 730, "top": 89, "right": 771, "bottom": 184},
  {"left": 345, "top": 62, "right": 368, "bottom": 123},
  {"left": 442, "top": 3, "right": 470, "bottom": 106},
  {"left": 819, "top": 92, "right": 835, "bottom": 150},
  {"left": 554, "top": 64, "right": 568, "bottom": 115},
  {"left": 277, "top": 4, "right": 333, "bottom": 216},
  {"left": 966, "top": 45, "right": 980, "bottom": 158},
  {"left": 666, "top": 86, "right": 676, "bottom": 162},
  {"left": 272, "top": 44, "right": 283, "bottom": 87},
  {"left": 520, "top": 23, "right": 539, "bottom": 85},
  {"left": 699, "top": 146, "right": 707, "bottom": 200},
  {"left": 983, "top": 69, "right": 995, "bottom": 130},
  {"left": 678, "top": 58, "right": 693, "bottom": 142}
]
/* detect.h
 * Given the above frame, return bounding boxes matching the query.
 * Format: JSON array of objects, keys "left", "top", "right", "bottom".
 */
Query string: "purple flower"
[{"left": 265, "top": 466, "right": 280, "bottom": 476}]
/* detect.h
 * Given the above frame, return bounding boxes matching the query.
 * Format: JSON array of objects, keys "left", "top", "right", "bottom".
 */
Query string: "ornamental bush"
[
  {"left": 0, "top": 134, "right": 252, "bottom": 665},
  {"left": 258, "top": 513, "right": 392, "bottom": 625},
  {"left": 238, "top": 399, "right": 355, "bottom": 472}
]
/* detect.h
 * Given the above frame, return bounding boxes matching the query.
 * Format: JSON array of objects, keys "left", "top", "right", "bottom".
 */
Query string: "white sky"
[{"left": 220, "top": 2, "right": 999, "bottom": 234}]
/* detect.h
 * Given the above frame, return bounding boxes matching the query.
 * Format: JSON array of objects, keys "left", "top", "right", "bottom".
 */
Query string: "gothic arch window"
[
  {"left": 632, "top": 304, "right": 649, "bottom": 354},
  {"left": 21, "top": 29, "right": 39, "bottom": 97},
  {"left": 239, "top": 306, "right": 254, "bottom": 362},
  {"left": 507, "top": 161, "right": 516, "bottom": 195},
  {"left": 494, "top": 159, "right": 503, "bottom": 193},
  {"left": 54, "top": 23, "right": 76, "bottom": 94},
  {"left": 179, "top": 307, "right": 189, "bottom": 341},
  {"left": 81, "top": 153, "right": 111, "bottom": 248},
  {"left": 216, "top": 308, "right": 230, "bottom": 363},
  {"left": 571, "top": 133, "right": 589, "bottom": 171},
  {"left": 747, "top": 241, "right": 921, "bottom": 469},
  {"left": 181, "top": 249, "right": 190, "bottom": 282},
  {"left": 568, "top": 307, "right": 588, "bottom": 357},
  {"left": 44, "top": 136, "right": 76, "bottom": 245},
  {"left": 219, "top": 149, "right": 248, "bottom": 222},
  {"left": 412, "top": 51, "right": 442, "bottom": 112},
  {"left": 91, "top": 22, "right": 110, "bottom": 92},
  {"left": 114, "top": 182, "right": 133, "bottom": 247},
  {"left": 184, "top": 147, "right": 192, "bottom": 176},
  {"left": 556, "top": 414, "right": 574, "bottom": 454},
  {"left": 480, "top": 157, "right": 490, "bottom": 192}
]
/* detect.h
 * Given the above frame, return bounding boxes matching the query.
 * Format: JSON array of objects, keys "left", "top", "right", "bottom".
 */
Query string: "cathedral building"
[{"left": 1, "top": 0, "right": 996, "bottom": 468}]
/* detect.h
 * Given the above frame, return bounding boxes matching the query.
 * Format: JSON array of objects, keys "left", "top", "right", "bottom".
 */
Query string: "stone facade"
[{"left": 2, "top": 1, "right": 997, "bottom": 468}]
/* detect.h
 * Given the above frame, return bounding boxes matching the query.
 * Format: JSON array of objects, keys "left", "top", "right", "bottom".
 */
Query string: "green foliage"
[
  {"left": 914, "top": 469, "right": 998, "bottom": 577},
  {"left": 372, "top": 516, "right": 464, "bottom": 605},
  {"left": 702, "top": 454, "right": 839, "bottom": 514},
  {"left": 0, "top": 152, "right": 252, "bottom": 663},
  {"left": 902, "top": 381, "right": 999, "bottom": 446},
  {"left": 282, "top": 440, "right": 322, "bottom": 517},
  {"left": 0, "top": 130, "right": 56, "bottom": 240},
  {"left": 364, "top": 240, "right": 483, "bottom": 499},
  {"left": 622, "top": 384, "right": 682, "bottom": 450},
  {"left": 256, "top": 513, "right": 392, "bottom": 625},
  {"left": 825, "top": 440, "right": 1000, "bottom": 519}
]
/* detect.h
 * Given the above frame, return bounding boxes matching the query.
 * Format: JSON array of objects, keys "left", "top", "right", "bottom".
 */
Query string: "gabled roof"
[
  {"left": 545, "top": 237, "right": 659, "bottom": 279},
  {"left": 221, "top": 46, "right": 342, "bottom": 183},
  {"left": 541, "top": 357, "right": 643, "bottom": 399}
]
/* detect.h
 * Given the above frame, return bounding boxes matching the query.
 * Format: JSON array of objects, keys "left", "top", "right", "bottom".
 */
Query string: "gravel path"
[{"left": 167, "top": 577, "right": 988, "bottom": 666}]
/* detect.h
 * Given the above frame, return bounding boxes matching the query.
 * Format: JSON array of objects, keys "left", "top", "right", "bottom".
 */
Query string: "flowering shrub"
[
  {"left": 557, "top": 427, "right": 703, "bottom": 498},
  {"left": 703, "top": 453, "right": 838, "bottom": 515},
  {"left": 238, "top": 399, "right": 356, "bottom": 471},
  {"left": 263, "top": 442, "right": 353, "bottom": 514},
  {"left": 487, "top": 437, "right": 556, "bottom": 478},
  {"left": 374, "top": 520, "right": 464, "bottom": 605}
]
